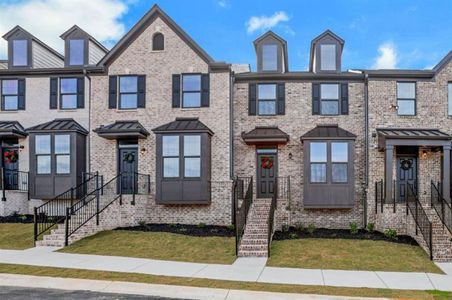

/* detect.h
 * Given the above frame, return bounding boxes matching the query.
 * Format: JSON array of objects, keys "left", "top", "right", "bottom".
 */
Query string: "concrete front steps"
[{"left": 238, "top": 198, "right": 272, "bottom": 257}]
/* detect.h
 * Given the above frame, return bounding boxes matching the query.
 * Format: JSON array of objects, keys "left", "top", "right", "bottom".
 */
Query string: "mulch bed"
[
  {"left": 115, "top": 223, "right": 235, "bottom": 237},
  {"left": 273, "top": 227, "right": 419, "bottom": 245},
  {"left": 0, "top": 214, "right": 34, "bottom": 223}
]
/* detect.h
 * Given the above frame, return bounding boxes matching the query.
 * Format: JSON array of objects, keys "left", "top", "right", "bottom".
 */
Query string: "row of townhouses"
[{"left": 0, "top": 5, "right": 451, "bottom": 260}]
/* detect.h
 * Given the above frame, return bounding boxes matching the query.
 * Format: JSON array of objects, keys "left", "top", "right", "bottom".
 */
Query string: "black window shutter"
[
  {"left": 108, "top": 76, "right": 117, "bottom": 109},
  {"left": 201, "top": 74, "right": 210, "bottom": 107},
  {"left": 76, "top": 77, "right": 85, "bottom": 109},
  {"left": 49, "top": 78, "right": 58, "bottom": 109},
  {"left": 277, "top": 83, "right": 285, "bottom": 115},
  {"left": 341, "top": 83, "right": 349, "bottom": 115},
  {"left": 248, "top": 83, "right": 257, "bottom": 116},
  {"left": 18, "top": 79, "right": 26, "bottom": 110},
  {"left": 137, "top": 75, "right": 146, "bottom": 108},
  {"left": 312, "top": 83, "right": 320, "bottom": 115},
  {"left": 172, "top": 74, "right": 181, "bottom": 108}
]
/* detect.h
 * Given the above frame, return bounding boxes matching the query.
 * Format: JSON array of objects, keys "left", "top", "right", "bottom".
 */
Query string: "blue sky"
[{"left": 0, "top": 0, "right": 451, "bottom": 71}]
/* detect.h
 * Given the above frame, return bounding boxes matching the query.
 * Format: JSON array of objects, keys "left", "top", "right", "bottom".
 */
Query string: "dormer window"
[
  {"left": 320, "top": 44, "right": 336, "bottom": 71},
  {"left": 12, "top": 39, "right": 28, "bottom": 67},
  {"left": 262, "top": 44, "right": 278, "bottom": 71},
  {"left": 69, "top": 39, "right": 85, "bottom": 66}
]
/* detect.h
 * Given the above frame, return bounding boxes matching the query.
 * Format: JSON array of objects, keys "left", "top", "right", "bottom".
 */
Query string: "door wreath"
[
  {"left": 3, "top": 150, "right": 18, "bottom": 164},
  {"left": 261, "top": 156, "right": 274, "bottom": 169},
  {"left": 123, "top": 152, "right": 135, "bottom": 163},
  {"left": 400, "top": 159, "right": 413, "bottom": 171}
]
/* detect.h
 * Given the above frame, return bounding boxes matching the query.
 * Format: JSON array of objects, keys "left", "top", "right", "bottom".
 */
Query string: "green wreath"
[{"left": 123, "top": 152, "right": 135, "bottom": 163}]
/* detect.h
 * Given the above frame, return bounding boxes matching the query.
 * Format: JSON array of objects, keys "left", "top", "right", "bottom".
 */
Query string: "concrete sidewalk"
[
  {"left": 0, "top": 273, "right": 387, "bottom": 300},
  {"left": 0, "top": 247, "right": 451, "bottom": 292}
]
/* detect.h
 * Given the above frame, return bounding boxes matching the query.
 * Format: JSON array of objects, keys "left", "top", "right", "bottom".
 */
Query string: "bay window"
[
  {"left": 162, "top": 135, "right": 179, "bottom": 178},
  {"left": 36, "top": 135, "right": 51, "bottom": 174},
  {"left": 162, "top": 134, "right": 201, "bottom": 178},
  {"left": 310, "top": 142, "right": 327, "bottom": 183},
  {"left": 55, "top": 135, "right": 70, "bottom": 174}
]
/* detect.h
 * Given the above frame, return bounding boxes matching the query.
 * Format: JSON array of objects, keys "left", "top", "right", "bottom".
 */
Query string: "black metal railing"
[
  {"left": 406, "top": 182, "right": 433, "bottom": 260},
  {"left": 65, "top": 174, "right": 123, "bottom": 246},
  {"left": 267, "top": 183, "right": 277, "bottom": 257},
  {"left": 1, "top": 168, "right": 30, "bottom": 201},
  {"left": 120, "top": 172, "right": 151, "bottom": 205},
  {"left": 431, "top": 181, "right": 452, "bottom": 235},
  {"left": 33, "top": 173, "right": 100, "bottom": 242},
  {"left": 375, "top": 180, "right": 385, "bottom": 213},
  {"left": 233, "top": 176, "right": 253, "bottom": 255}
]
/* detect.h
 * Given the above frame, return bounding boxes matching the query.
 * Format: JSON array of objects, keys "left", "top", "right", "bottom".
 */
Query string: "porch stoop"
[
  {"left": 428, "top": 209, "right": 452, "bottom": 262},
  {"left": 238, "top": 198, "right": 272, "bottom": 257}
]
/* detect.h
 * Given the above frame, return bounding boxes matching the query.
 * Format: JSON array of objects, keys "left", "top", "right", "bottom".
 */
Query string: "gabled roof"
[
  {"left": 242, "top": 126, "right": 289, "bottom": 145},
  {"left": 99, "top": 4, "right": 214, "bottom": 66},
  {"left": 94, "top": 120, "right": 150, "bottom": 139},
  {"left": 2, "top": 25, "right": 64, "bottom": 61},
  {"left": 309, "top": 29, "right": 344, "bottom": 72},
  {"left": 301, "top": 124, "right": 356, "bottom": 140},
  {"left": 0, "top": 121, "right": 27, "bottom": 138},
  {"left": 60, "top": 25, "right": 108, "bottom": 53},
  {"left": 253, "top": 30, "right": 289, "bottom": 72},
  {"left": 433, "top": 50, "right": 452, "bottom": 74},
  {"left": 152, "top": 118, "right": 213, "bottom": 135},
  {"left": 26, "top": 118, "right": 88, "bottom": 135}
]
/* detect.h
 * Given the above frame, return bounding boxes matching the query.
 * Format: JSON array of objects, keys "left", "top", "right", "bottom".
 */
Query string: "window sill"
[
  {"left": 0, "top": 110, "right": 19, "bottom": 114},
  {"left": 180, "top": 107, "right": 202, "bottom": 112},
  {"left": 116, "top": 109, "right": 139, "bottom": 113},
  {"left": 58, "top": 109, "right": 78, "bottom": 112},
  {"left": 149, "top": 50, "right": 164, "bottom": 53}
]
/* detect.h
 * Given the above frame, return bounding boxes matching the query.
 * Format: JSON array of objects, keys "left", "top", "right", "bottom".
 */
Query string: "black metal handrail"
[
  {"left": 65, "top": 174, "right": 123, "bottom": 246},
  {"left": 431, "top": 181, "right": 452, "bottom": 235},
  {"left": 233, "top": 176, "right": 253, "bottom": 255},
  {"left": 375, "top": 180, "right": 385, "bottom": 213},
  {"left": 267, "top": 183, "right": 277, "bottom": 257},
  {"left": 33, "top": 172, "right": 99, "bottom": 242},
  {"left": 1, "top": 168, "right": 30, "bottom": 201},
  {"left": 406, "top": 182, "right": 433, "bottom": 260}
]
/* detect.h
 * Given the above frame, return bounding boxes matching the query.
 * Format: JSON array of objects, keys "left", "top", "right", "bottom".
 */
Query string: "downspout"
[
  {"left": 84, "top": 68, "right": 91, "bottom": 174},
  {"left": 230, "top": 71, "right": 235, "bottom": 225},
  {"left": 364, "top": 72, "right": 369, "bottom": 227}
]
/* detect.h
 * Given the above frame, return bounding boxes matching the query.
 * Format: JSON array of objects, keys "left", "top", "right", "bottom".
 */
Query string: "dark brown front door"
[
  {"left": 397, "top": 156, "right": 417, "bottom": 202},
  {"left": 257, "top": 151, "right": 277, "bottom": 198}
]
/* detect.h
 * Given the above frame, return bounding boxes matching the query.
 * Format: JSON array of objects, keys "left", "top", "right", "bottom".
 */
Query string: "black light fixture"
[
  {"left": 289, "top": 152, "right": 293, "bottom": 160},
  {"left": 422, "top": 149, "right": 427, "bottom": 159},
  {"left": 140, "top": 147, "right": 146, "bottom": 155}
]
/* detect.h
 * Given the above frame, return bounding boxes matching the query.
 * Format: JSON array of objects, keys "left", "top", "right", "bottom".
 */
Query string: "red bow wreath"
[
  {"left": 261, "top": 156, "right": 273, "bottom": 169},
  {"left": 3, "top": 150, "right": 18, "bottom": 163}
]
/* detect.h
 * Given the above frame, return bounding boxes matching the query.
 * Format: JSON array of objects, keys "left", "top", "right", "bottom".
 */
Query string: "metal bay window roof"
[
  {"left": 152, "top": 118, "right": 213, "bottom": 135},
  {"left": 301, "top": 124, "right": 356, "bottom": 140},
  {"left": 26, "top": 118, "right": 88, "bottom": 135}
]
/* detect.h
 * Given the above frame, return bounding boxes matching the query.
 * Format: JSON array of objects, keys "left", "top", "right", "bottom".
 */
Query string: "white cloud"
[
  {"left": 372, "top": 42, "right": 398, "bottom": 69},
  {"left": 0, "top": 0, "right": 129, "bottom": 59},
  {"left": 246, "top": 11, "right": 289, "bottom": 34},
  {"left": 217, "top": 0, "right": 227, "bottom": 8}
]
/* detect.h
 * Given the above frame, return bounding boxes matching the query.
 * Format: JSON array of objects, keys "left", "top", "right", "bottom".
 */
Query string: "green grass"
[
  {"left": 267, "top": 238, "right": 443, "bottom": 273},
  {"left": 0, "top": 223, "right": 34, "bottom": 250},
  {"left": 59, "top": 230, "right": 236, "bottom": 264},
  {"left": 0, "top": 264, "right": 450, "bottom": 300}
]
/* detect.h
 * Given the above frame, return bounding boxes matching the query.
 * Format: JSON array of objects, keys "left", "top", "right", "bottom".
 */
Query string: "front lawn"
[
  {"left": 0, "top": 223, "right": 34, "bottom": 250},
  {"left": 59, "top": 230, "right": 236, "bottom": 264},
  {"left": 267, "top": 238, "right": 443, "bottom": 274}
]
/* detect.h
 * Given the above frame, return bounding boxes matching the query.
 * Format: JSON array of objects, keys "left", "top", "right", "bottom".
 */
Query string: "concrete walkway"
[
  {"left": 0, "top": 274, "right": 386, "bottom": 300},
  {"left": 0, "top": 247, "right": 451, "bottom": 292}
]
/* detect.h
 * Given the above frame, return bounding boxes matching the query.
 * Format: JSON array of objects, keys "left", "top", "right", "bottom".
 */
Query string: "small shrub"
[
  {"left": 227, "top": 224, "right": 235, "bottom": 231},
  {"left": 169, "top": 223, "right": 177, "bottom": 228},
  {"left": 294, "top": 222, "right": 305, "bottom": 232},
  {"left": 384, "top": 228, "right": 398, "bottom": 240},
  {"left": 366, "top": 222, "right": 375, "bottom": 233},
  {"left": 349, "top": 222, "right": 359, "bottom": 235},
  {"left": 281, "top": 224, "right": 290, "bottom": 232},
  {"left": 197, "top": 222, "right": 206, "bottom": 228},
  {"left": 178, "top": 228, "right": 188, "bottom": 233},
  {"left": 138, "top": 220, "right": 146, "bottom": 227},
  {"left": 307, "top": 223, "right": 316, "bottom": 235},
  {"left": 289, "top": 233, "right": 298, "bottom": 239},
  {"left": 19, "top": 214, "right": 27, "bottom": 222}
]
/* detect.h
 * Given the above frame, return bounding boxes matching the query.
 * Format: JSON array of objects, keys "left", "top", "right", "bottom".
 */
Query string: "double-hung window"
[
  {"left": 55, "top": 135, "right": 70, "bottom": 174},
  {"left": 258, "top": 84, "right": 277, "bottom": 115},
  {"left": 12, "top": 40, "right": 28, "bottom": 67},
  {"left": 162, "top": 136, "right": 179, "bottom": 178},
  {"left": 310, "top": 142, "right": 327, "bottom": 183},
  {"left": 119, "top": 76, "right": 138, "bottom": 109},
  {"left": 182, "top": 74, "right": 201, "bottom": 108},
  {"left": 320, "top": 44, "right": 336, "bottom": 71},
  {"left": 2, "top": 80, "right": 18, "bottom": 110},
  {"left": 448, "top": 83, "right": 452, "bottom": 116},
  {"left": 184, "top": 136, "right": 201, "bottom": 177},
  {"left": 397, "top": 82, "right": 416, "bottom": 115},
  {"left": 262, "top": 44, "right": 278, "bottom": 71},
  {"left": 69, "top": 39, "right": 85, "bottom": 66},
  {"left": 320, "top": 84, "right": 339, "bottom": 115},
  {"left": 60, "top": 78, "right": 78, "bottom": 109},
  {"left": 36, "top": 135, "right": 51, "bottom": 174},
  {"left": 331, "top": 142, "right": 348, "bottom": 183}
]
